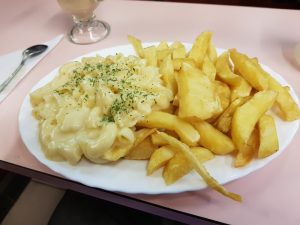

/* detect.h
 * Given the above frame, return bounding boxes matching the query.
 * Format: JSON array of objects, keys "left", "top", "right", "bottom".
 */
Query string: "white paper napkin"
[{"left": 0, "top": 35, "right": 64, "bottom": 103}]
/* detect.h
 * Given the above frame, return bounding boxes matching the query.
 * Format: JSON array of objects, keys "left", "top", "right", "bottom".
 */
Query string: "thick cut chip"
[
  {"left": 157, "top": 41, "right": 169, "bottom": 50},
  {"left": 157, "top": 49, "right": 172, "bottom": 64},
  {"left": 216, "top": 52, "right": 252, "bottom": 101},
  {"left": 234, "top": 128, "right": 259, "bottom": 167},
  {"left": 214, "top": 80, "right": 231, "bottom": 114},
  {"left": 251, "top": 61, "right": 300, "bottom": 121},
  {"left": 269, "top": 78, "right": 300, "bottom": 121},
  {"left": 207, "top": 40, "right": 218, "bottom": 64},
  {"left": 172, "top": 58, "right": 197, "bottom": 71},
  {"left": 127, "top": 35, "right": 144, "bottom": 58},
  {"left": 137, "top": 111, "right": 200, "bottom": 146},
  {"left": 192, "top": 120, "right": 236, "bottom": 155},
  {"left": 214, "top": 97, "right": 250, "bottom": 133},
  {"left": 188, "top": 31, "right": 212, "bottom": 67},
  {"left": 133, "top": 128, "right": 156, "bottom": 147},
  {"left": 151, "top": 133, "right": 168, "bottom": 146},
  {"left": 231, "top": 90, "right": 277, "bottom": 166},
  {"left": 160, "top": 55, "right": 177, "bottom": 95},
  {"left": 258, "top": 115, "right": 279, "bottom": 158},
  {"left": 125, "top": 137, "right": 157, "bottom": 160},
  {"left": 143, "top": 46, "right": 157, "bottom": 67},
  {"left": 163, "top": 152, "right": 190, "bottom": 185},
  {"left": 156, "top": 41, "right": 171, "bottom": 63},
  {"left": 103, "top": 129, "right": 156, "bottom": 162},
  {"left": 202, "top": 56, "right": 216, "bottom": 81},
  {"left": 102, "top": 144, "right": 133, "bottom": 162},
  {"left": 177, "top": 63, "right": 221, "bottom": 120},
  {"left": 171, "top": 41, "right": 186, "bottom": 59},
  {"left": 161, "top": 103, "right": 175, "bottom": 114},
  {"left": 125, "top": 129, "right": 156, "bottom": 160},
  {"left": 229, "top": 49, "right": 269, "bottom": 91},
  {"left": 158, "top": 132, "right": 242, "bottom": 202},
  {"left": 163, "top": 147, "right": 214, "bottom": 185},
  {"left": 147, "top": 145, "right": 175, "bottom": 175}
]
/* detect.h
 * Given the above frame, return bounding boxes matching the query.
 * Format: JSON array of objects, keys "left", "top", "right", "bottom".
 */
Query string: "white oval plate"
[{"left": 19, "top": 43, "right": 299, "bottom": 194}]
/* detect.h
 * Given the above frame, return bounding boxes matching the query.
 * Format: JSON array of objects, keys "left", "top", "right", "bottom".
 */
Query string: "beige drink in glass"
[{"left": 57, "top": 0, "right": 110, "bottom": 44}]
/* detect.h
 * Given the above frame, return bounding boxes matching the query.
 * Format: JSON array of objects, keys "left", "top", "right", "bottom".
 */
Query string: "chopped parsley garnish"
[{"left": 53, "top": 55, "right": 158, "bottom": 123}]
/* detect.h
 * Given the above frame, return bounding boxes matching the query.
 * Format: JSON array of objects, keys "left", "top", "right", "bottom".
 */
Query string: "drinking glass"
[{"left": 57, "top": 0, "right": 110, "bottom": 44}]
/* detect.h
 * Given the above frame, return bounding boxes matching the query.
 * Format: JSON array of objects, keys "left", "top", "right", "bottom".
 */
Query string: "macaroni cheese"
[{"left": 31, "top": 54, "right": 173, "bottom": 164}]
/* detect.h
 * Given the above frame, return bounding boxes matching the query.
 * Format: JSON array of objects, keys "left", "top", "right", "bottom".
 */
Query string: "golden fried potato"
[
  {"left": 133, "top": 128, "right": 156, "bottom": 147},
  {"left": 214, "top": 80, "right": 231, "bottom": 113},
  {"left": 157, "top": 49, "right": 172, "bottom": 64},
  {"left": 250, "top": 61, "right": 300, "bottom": 121},
  {"left": 151, "top": 130, "right": 179, "bottom": 145},
  {"left": 137, "top": 111, "right": 200, "bottom": 146},
  {"left": 207, "top": 40, "right": 218, "bottom": 64},
  {"left": 157, "top": 41, "right": 169, "bottom": 50},
  {"left": 229, "top": 49, "right": 269, "bottom": 91},
  {"left": 234, "top": 128, "right": 259, "bottom": 167},
  {"left": 160, "top": 55, "right": 177, "bottom": 95},
  {"left": 147, "top": 145, "right": 175, "bottom": 175},
  {"left": 202, "top": 56, "right": 216, "bottom": 81},
  {"left": 269, "top": 78, "right": 300, "bottom": 121},
  {"left": 161, "top": 103, "right": 176, "bottom": 114},
  {"left": 109, "top": 128, "right": 156, "bottom": 161},
  {"left": 143, "top": 46, "right": 157, "bottom": 67},
  {"left": 188, "top": 31, "right": 212, "bottom": 67},
  {"left": 126, "top": 137, "right": 157, "bottom": 160},
  {"left": 215, "top": 51, "right": 252, "bottom": 101},
  {"left": 163, "top": 147, "right": 214, "bottom": 185},
  {"left": 258, "top": 115, "right": 279, "bottom": 158},
  {"left": 102, "top": 145, "right": 133, "bottom": 162},
  {"left": 192, "top": 120, "right": 236, "bottom": 155},
  {"left": 158, "top": 132, "right": 241, "bottom": 202},
  {"left": 163, "top": 152, "right": 190, "bottom": 185},
  {"left": 214, "top": 97, "right": 250, "bottom": 133},
  {"left": 127, "top": 35, "right": 144, "bottom": 58},
  {"left": 172, "top": 94, "right": 179, "bottom": 107},
  {"left": 172, "top": 58, "right": 196, "bottom": 71},
  {"left": 151, "top": 133, "right": 168, "bottom": 146},
  {"left": 177, "top": 63, "right": 221, "bottom": 120},
  {"left": 171, "top": 41, "right": 186, "bottom": 59},
  {"left": 231, "top": 90, "right": 277, "bottom": 166}
]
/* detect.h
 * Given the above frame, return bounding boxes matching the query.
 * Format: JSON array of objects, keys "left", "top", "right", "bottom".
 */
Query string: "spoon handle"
[{"left": 0, "top": 59, "right": 26, "bottom": 93}]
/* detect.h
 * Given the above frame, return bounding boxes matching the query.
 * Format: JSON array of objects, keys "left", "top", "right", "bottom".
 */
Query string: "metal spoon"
[{"left": 0, "top": 44, "right": 48, "bottom": 93}]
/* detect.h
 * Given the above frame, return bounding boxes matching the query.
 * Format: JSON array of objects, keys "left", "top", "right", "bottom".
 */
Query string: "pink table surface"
[{"left": 1, "top": 0, "right": 300, "bottom": 224}]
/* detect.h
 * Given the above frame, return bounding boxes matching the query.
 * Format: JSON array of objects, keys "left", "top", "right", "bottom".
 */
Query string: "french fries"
[
  {"left": 124, "top": 32, "right": 300, "bottom": 201},
  {"left": 127, "top": 35, "right": 144, "bottom": 58},
  {"left": 188, "top": 31, "right": 212, "bottom": 67},
  {"left": 192, "top": 120, "right": 236, "bottom": 155},
  {"left": 229, "top": 49, "right": 269, "bottom": 91},
  {"left": 231, "top": 91, "right": 277, "bottom": 166},
  {"left": 216, "top": 51, "right": 252, "bottom": 101},
  {"left": 177, "top": 63, "right": 221, "bottom": 120},
  {"left": 214, "top": 97, "right": 250, "bottom": 133},
  {"left": 158, "top": 132, "right": 242, "bottom": 202},
  {"left": 163, "top": 147, "right": 214, "bottom": 185},
  {"left": 137, "top": 111, "right": 200, "bottom": 146},
  {"left": 258, "top": 115, "right": 279, "bottom": 158},
  {"left": 234, "top": 128, "right": 259, "bottom": 167},
  {"left": 143, "top": 46, "right": 157, "bottom": 67},
  {"left": 251, "top": 61, "right": 300, "bottom": 121},
  {"left": 125, "top": 137, "right": 157, "bottom": 160},
  {"left": 147, "top": 145, "right": 175, "bottom": 175},
  {"left": 202, "top": 56, "right": 216, "bottom": 81}
]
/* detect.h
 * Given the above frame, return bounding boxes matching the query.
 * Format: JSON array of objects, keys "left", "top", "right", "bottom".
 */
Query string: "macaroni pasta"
[{"left": 31, "top": 54, "right": 173, "bottom": 164}]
